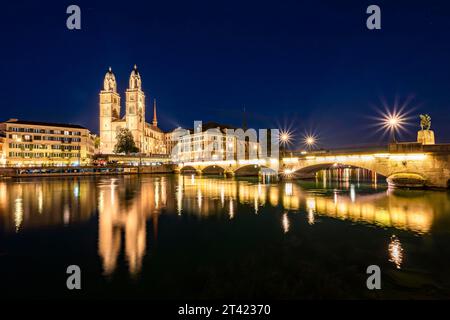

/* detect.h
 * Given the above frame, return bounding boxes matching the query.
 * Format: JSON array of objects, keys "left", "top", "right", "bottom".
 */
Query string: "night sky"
[{"left": 1, "top": 0, "right": 450, "bottom": 148}]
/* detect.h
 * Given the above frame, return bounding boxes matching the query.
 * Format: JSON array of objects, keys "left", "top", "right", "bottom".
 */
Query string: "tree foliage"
[
  {"left": 114, "top": 128, "right": 139, "bottom": 154},
  {"left": 94, "top": 136, "right": 101, "bottom": 149}
]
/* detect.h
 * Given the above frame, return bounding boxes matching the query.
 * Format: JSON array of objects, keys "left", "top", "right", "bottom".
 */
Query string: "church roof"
[{"left": 146, "top": 122, "right": 163, "bottom": 132}]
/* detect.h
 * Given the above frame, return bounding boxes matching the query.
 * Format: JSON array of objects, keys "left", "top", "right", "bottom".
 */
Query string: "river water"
[{"left": 1, "top": 174, "right": 450, "bottom": 299}]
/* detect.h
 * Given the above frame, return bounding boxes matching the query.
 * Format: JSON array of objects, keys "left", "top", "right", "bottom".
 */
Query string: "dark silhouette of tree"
[{"left": 114, "top": 128, "right": 139, "bottom": 154}]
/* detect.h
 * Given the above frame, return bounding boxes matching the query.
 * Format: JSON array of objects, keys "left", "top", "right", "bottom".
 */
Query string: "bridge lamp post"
[
  {"left": 279, "top": 131, "right": 292, "bottom": 158},
  {"left": 280, "top": 133, "right": 290, "bottom": 143},
  {"left": 305, "top": 136, "right": 316, "bottom": 150},
  {"left": 387, "top": 116, "right": 400, "bottom": 143}
]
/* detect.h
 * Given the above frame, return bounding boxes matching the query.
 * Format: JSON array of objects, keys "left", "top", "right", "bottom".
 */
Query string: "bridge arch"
[
  {"left": 386, "top": 172, "right": 426, "bottom": 188},
  {"left": 289, "top": 162, "right": 388, "bottom": 179},
  {"left": 234, "top": 164, "right": 277, "bottom": 177},
  {"left": 202, "top": 165, "right": 226, "bottom": 175},
  {"left": 179, "top": 165, "right": 198, "bottom": 174},
  {"left": 287, "top": 161, "right": 428, "bottom": 187}
]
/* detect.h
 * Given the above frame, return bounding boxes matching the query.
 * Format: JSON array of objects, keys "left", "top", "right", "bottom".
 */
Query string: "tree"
[
  {"left": 114, "top": 128, "right": 139, "bottom": 154},
  {"left": 94, "top": 136, "right": 101, "bottom": 149}
]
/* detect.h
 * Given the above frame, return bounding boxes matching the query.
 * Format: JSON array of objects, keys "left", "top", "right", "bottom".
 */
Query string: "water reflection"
[
  {"left": 98, "top": 177, "right": 167, "bottom": 276},
  {"left": 1, "top": 175, "right": 450, "bottom": 277},
  {"left": 282, "top": 212, "right": 290, "bottom": 233},
  {"left": 0, "top": 178, "right": 97, "bottom": 232},
  {"left": 388, "top": 235, "right": 404, "bottom": 269},
  {"left": 306, "top": 197, "right": 315, "bottom": 225},
  {"left": 14, "top": 198, "right": 23, "bottom": 232}
]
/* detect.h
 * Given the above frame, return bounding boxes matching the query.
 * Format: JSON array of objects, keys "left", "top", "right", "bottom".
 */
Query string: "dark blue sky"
[{"left": 1, "top": 0, "right": 450, "bottom": 148}]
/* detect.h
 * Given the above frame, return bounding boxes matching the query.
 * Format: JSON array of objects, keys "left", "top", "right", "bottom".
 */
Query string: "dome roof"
[
  {"left": 103, "top": 67, "right": 117, "bottom": 92},
  {"left": 129, "top": 64, "right": 142, "bottom": 89}
]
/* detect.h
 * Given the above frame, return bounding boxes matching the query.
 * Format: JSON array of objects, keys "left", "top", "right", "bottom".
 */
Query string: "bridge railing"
[
  {"left": 389, "top": 142, "right": 450, "bottom": 153},
  {"left": 289, "top": 145, "right": 389, "bottom": 158}
]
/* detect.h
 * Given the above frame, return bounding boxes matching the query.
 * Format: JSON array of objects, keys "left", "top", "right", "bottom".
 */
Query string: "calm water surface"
[{"left": 1, "top": 174, "right": 450, "bottom": 299}]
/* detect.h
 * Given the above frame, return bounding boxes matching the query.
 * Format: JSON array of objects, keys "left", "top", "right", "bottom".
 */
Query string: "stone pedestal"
[{"left": 417, "top": 130, "right": 435, "bottom": 145}]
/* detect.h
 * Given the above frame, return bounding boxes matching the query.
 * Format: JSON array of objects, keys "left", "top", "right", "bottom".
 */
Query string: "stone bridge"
[
  {"left": 173, "top": 143, "right": 450, "bottom": 188},
  {"left": 281, "top": 143, "right": 450, "bottom": 188},
  {"left": 174, "top": 158, "right": 280, "bottom": 177}
]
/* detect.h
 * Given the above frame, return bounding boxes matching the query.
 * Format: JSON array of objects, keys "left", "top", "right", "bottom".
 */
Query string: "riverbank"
[{"left": 0, "top": 164, "right": 176, "bottom": 178}]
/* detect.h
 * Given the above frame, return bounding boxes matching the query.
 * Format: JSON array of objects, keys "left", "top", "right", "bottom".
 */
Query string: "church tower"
[
  {"left": 152, "top": 99, "right": 158, "bottom": 127},
  {"left": 99, "top": 67, "right": 121, "bottom": 154},
  {"left": 126, "top": 65, "right": 146, "bottom": 152}
]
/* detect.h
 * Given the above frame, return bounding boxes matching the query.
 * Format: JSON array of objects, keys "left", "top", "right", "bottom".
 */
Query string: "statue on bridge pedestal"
[
  {"left": 420, "top": 114, "right": 431, "bottom": 131},
  {"left": 417, "top": 114, "right": 435, "bottom": 145}
]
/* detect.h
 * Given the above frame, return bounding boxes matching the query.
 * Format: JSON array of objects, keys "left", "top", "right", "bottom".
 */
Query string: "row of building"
[
  {"left": 0, "top": 65, "right": 267, "bottom": 167},
  {"left": 0, "top": 119, "right": 96, "bottom": 166}
]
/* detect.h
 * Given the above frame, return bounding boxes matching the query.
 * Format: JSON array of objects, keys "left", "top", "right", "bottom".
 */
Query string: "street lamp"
[
  {"left": 303, "top": 134, "right": 318, "bottom": 150},
  {"left": 306, "top": 137, "right": 315, "bottom": 145},
  {"left": 305, "top": 136, "right": 315, "bottom": 147},
  {"left": 279, "top": 130, "right": 292, "bottom": 157},
  {"left": 280, "top": 133, "right": 290, "bottom": 144},
  {"left": 383, "top": 113, "right": 404, "bottom": 143}
]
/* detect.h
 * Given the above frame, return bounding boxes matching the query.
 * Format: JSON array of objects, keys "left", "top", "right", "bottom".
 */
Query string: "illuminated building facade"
[
  {"left": 0, "top": 135, "right": 5, "bottom": 165},
  {"left": 165, "top": 127, "right": 187, "bottom": 157},
  {"left": 173, "top": 122, "right": 260, "bottom": 163},
  {"left": 0, "top": 119, "right": 95, "bottom": 166},
  {"left": 99, "top": 65, "right": 166, "bottom": 155}
]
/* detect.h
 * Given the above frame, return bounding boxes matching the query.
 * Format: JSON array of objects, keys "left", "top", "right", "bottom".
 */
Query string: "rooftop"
[
  {"left": 187, "top": 121, "right": 237, "bottom": 134},
  {"left": 3, "top": 119, "right": 87, "bottom": 130}
]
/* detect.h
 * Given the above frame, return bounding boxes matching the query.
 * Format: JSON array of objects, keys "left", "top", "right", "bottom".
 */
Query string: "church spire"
[
  {"left": 242, "top": 105, "right": 247, "bottom": 130},
  {"left": 152, "top": 98, "right": 158, "bottom": 127}
]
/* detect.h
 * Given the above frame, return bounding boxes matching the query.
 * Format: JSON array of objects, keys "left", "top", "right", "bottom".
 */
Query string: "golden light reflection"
[
  {"left": 176, "top": 175, "right": 183, "bottom": 215},
  {"left": 282, "top": 212, "right": 290, "bottom": 233},
  {"left": 285, "top": 183, "right": 293, "bottom": 196},
  {"left": 254, "top": 191, "right": 259, "bottom": 214},
  {"left": 197, "top": 189, "right": 202, "bottom": 210},
  {"left": 1, "top": 179, "right": 97, "bottom": 232},
  {"left": 306, "top": 197, "right": 316, "bottom": 225},
  {"left": 350, "top": 184, "right": 356, "bottom": 203},
  {"left": 37, "top": 186, "right": 43, "bottom": 214},
  {"left": 63, "top": 204, "right": 70, "bottom": 225},
  {"left": 14, "top": 198, "right": 23, "bottom": 232},
  {"left": 0, "top": 175, "right": 446, "bottom": 279},
  {"left": 312, "top": 191, "right": 434, "bottom": 234},
  {"left": 0, "top": 183, "right": 6, "bottom": 213},
  {"left": 229, "top": 198, "right": 234, "bottom": 219},
  {"left": 155, "top": 181, "right": 160, "bottom": 209},
  {"left": 98, "top": 176, "right": 160, "bottom": 277},
  {"left": 388, "top": 235, "right": 404, "bottom": 269},
  {"left": 220, "top": 186, "right": 225, "bottom": 207},
  {"left": 1, "top": 176, "right": 441, "bottom": 236}
]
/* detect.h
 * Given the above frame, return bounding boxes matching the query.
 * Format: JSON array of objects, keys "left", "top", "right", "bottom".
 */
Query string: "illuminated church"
[{"left": 99, "top": 65, "right": 166, "bottom": 155}]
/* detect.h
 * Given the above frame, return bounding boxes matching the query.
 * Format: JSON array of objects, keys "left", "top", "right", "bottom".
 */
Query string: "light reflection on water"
[
  {"left": 1, "top": 174, "right": 450, "bottom": 278},
  {"left": 388, "top": 235, "right": 404, "bottom": 269}
]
